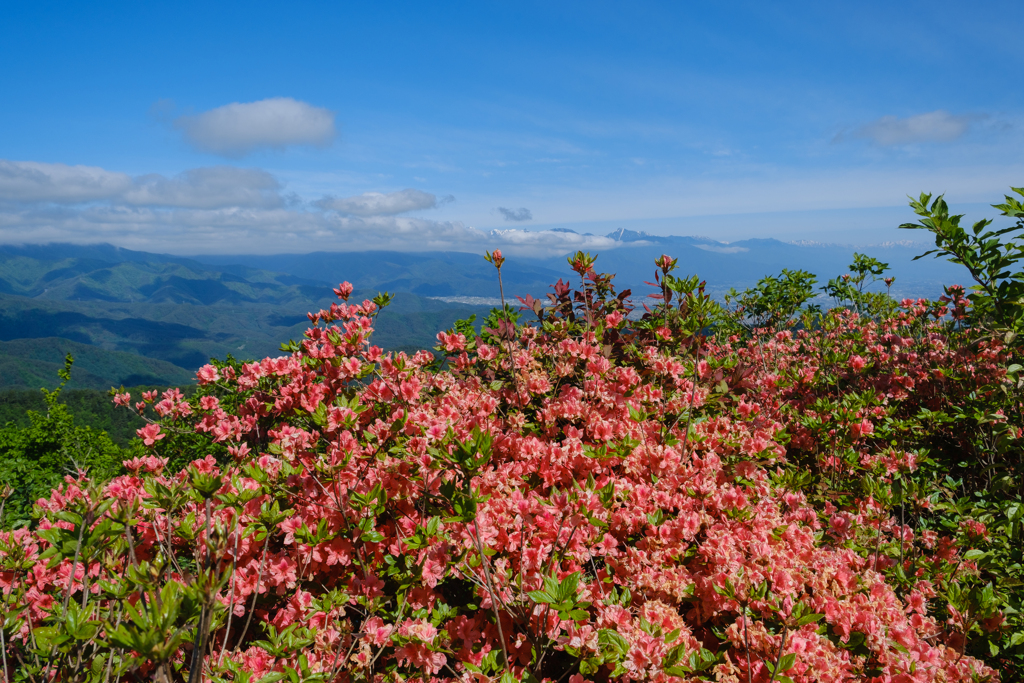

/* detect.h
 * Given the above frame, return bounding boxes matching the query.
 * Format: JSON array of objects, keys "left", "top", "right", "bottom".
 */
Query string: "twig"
[
  {"left": 0, "top": 614, "right": 7, "bottom": 683},
  {"left": 742, "top": 606, "right": 752, "bottom": 683},
  {"left": 102, "top": 604, "right": 124, "bottom": 683},
  {"left": 472, "top": 519, "right": 510, "bottom": 671},
  {"left": 495, "top": 263, "right": 523, "bottom": 402},
  {"left": 678, "top": 329, "right": 705, "bottom": 457},
  {"left": 217, "top": 516, "right": 242, "bottom": 667},
  {"left": 61, "top": 513, "right": 86, "bottom": 616},
  {"left": 0, "top": 491, "right": 7, "bottom": 683},
  {"left": 766, "top": 624, "right": 788, "bottom": 683},
  {"left": 45, "top": 508, "right": 88, "bottom": 680},
  {"left": 187, "top": 498, "right": 214, "bottom": 683},
  {"left": 235, "top": 533, "right": 271, "bottom": 650}
]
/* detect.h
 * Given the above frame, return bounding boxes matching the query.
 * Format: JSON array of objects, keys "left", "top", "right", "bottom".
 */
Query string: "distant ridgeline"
[
  {"left": 189, "top": 227, "right": 965, "bottom": 301},
  {"left": 0, "top": 237, "right": 962, "bottom": 390}
]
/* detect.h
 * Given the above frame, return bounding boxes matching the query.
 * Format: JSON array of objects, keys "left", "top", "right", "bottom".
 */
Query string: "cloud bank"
[
  {"left": 844, "top": 110, "right": 973, "bottom": 146},
  {"left": 122, "top": 167, "right": 284, "bottom": 209},
  {"left": 0, "top": 161, "right": 283, "bottom": 209},
  {"left": 316, "top": 189, "right": 451, "bottom": 216},
  {"left": 0, "top": 159, "right": 611, "bottom": 256},
  {"left": 174, "top": 97, "right": 336, "bottom": 157},
  {"left": 0, "top": 160, "right": 131, "bottom": 203}
]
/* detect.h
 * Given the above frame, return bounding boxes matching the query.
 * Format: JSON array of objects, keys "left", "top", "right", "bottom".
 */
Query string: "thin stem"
[
  {"left": 872, "top": 517, "right": 882, "bottom": 573},
  {"left": 62, "top": 514, "right": 86, "bottom": 616},
  {"left": 330, "top": 622, "right": 369, "bottom": 682},
  {"left": 102, "top": 605, "right": 123, "bottom": 683},
  {"left": 187, "top": 497, "right": 214, "bottom": 683},
  {"left": 0, "top": 496, "right": 8, "bottom": 683},
  {"left": 80, "top": 558, "right": 91, "bottom": 610},
  {"left": 495, "top": 267, "right": 522, "bottom": 401},
  {"left": 45, "top": 508, "right": 89, "bottom": 680},
  {"left": 516, "top": 513, "right": 527, "bottom": 595},
  {"left": 899, "top": 496, "right": 905, "bottom": 568},
  {"left": 0, "top": 615, "right": 7, "bottom": 683},
  {"left": 742, "top": 607, "right": 752, "bottom": 683},
  {"left": 678, "top": 326, "right": 705, "bottom": 457},
  {"left": 472, "top": 518, "right": 510, "bottom": 671},
  {"left": 766, "top": 624, "right": 788, "bottom": 683},
  {"left": 217, "top": 516, "right": 242, "bottom": 667},
  {"left": 235, "top": 533, "right": 271, "bottom": 650}
]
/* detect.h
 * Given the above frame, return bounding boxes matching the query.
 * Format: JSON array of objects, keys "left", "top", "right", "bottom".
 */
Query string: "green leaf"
[
  {"left": 598, "top": 629, "right": 630, "bottom": 657},
  {"left": 256, "top": 675, "right": 288, "bottom": 683},
  {"left": 797, "top": 613, "right": 825, "bottom": 626},
  {"left": 528, "top": 590, "right": 554, "bottom": 605},
  {"left": 663, "top": 642, "right": 687, "bottom": 667},
  {"left": 556, "top": 573, "right": 580, "bottom": 601}
]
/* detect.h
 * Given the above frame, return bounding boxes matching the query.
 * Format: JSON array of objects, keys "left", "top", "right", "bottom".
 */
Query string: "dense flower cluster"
[{"left": 0, "top": 261, "right": 1010, "bottom": 683}]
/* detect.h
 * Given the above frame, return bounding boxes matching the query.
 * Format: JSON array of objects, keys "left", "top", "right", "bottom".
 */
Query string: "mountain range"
[
  {"left": 0, "top": 233, "right": 967, "bottom": 390},
  {"left": 191, "top": 229, "right": 964, "bottom": 301}
]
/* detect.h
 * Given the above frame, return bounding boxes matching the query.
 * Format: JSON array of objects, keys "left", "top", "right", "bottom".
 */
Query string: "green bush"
[{"left": 0, "top": 355, "right": 128, "bottom": 527}]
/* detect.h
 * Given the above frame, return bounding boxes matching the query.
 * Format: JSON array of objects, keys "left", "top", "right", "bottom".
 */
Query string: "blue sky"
[{"left": 1, "top": 0, "right": 1021, "bottom": 254}]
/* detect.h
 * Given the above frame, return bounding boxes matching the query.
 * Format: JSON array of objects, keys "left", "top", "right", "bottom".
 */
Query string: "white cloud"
[
  {"left": 0, "top": 158, "right": 543, "bottom": 254},
  {"left": 694, "top": 243, "right": 748, "bottom": 254},
  {"left": 498, "top": 206, "right": 533, "bottom": 221},
  {"left": 9, "top": 152, "right": 1021, "bottom": 256},
  {"left": 847, "top": 110, "right": 972, "bottom": 146},
  {"left": 0, "top": 160, "right": 287, "bottom": 210},
  {"left": 121, "top": 167, "right": 284, "bottom": 209},
  {"left": 0, "top": 202, "right": 482, "bottom": 255},
  {"left": 174, "top": 97, "right": 336, "bottom": 157},
  {"left": 316, "top": 188, "right": 446, "bottom": 216},
  {"left": 0, "top": 180, "right": 618, "bottom": 256},
  {"left": 0, "top": 160, "right": 132, "bottom": 203},
  {"left": 488, "top": 227, "right": 617, "bottom": 251}
]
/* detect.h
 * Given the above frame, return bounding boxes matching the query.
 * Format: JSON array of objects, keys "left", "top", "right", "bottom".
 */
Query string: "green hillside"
[
  {"left": 0, "top": 244, "right": 328, "bottom": 306},
  {"left": 0, "top": 292, "right": 487, "bottom": 371},
  {"left": 0, "top": 385, "right": 160, "bottom": 447},
  {"left": 0, "top": 244, "right": 497, "bottom": 390},
  {"left": 0, "top": 337, "right": 195, "bottom": 390}
]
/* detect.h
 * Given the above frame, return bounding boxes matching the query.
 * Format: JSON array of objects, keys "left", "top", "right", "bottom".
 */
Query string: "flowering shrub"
[{"left": 1, "top": 233, "right": 1022, "bottom": 681}]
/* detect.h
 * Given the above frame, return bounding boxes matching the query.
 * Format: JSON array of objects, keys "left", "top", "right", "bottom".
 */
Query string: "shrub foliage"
[{"left": 1, "top": 192, "right": 1024, "bottom": 682}]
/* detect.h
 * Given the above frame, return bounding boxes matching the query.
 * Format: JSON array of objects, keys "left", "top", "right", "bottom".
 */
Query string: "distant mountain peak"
[
  {"left": 606, "top": 228, "right": 724, "bottom": 247},
  {"left": 488, "top": 228, "right": 521, "bottom": 238},
  {"left": 606, "top": 228, "right": 657, "bottom": 242}
]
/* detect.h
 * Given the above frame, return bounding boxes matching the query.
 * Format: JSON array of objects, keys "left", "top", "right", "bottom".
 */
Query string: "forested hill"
[
  {"left": 0, "top": 242, "right": 331, "bottom": 305},
  {"left": 0, "top": 337, "right": 194, "bottom": 390},
  {"left": 0, "top": 244, "right": 492, "bottom": 389}
]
